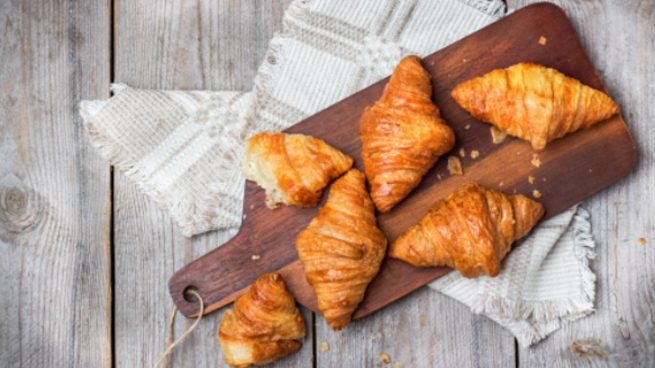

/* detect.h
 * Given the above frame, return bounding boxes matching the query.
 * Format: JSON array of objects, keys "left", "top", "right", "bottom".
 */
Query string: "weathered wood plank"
[
  {"left": 0, "top": 0, "right": 112, "bottom": 367},
  {"left": 112, "top": 1, "right": 308, "bottom": 367},
  {"left": 316, "top": 287, "right": 516, "bottom": 367},
  {"left": 507, "top": 0, "right": 655, "bottom": 366}
]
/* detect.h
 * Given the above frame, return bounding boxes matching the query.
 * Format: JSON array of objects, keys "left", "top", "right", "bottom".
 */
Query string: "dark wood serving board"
[{"left": 169, "top": 3, "right": 636, "bottom": 318}]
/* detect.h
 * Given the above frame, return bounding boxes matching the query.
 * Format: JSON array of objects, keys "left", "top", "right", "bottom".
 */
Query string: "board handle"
[{"left": 168, "top": 230, "right": 301, "bottom": 317}]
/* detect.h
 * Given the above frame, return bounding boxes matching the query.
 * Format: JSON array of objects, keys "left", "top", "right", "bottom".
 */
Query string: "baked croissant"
[
  {"left": 296, "top": 169, "right": 387, "bottom": 330},
  {"left": 242, "top": 132, "right": 353, "bottom": 208},
  {"left": 389, "top": 183, "right": 544, "bottom": 278},
  {"left": 360, "top": 55, "right": 455, "bottom": 213},
  {"left": 451, "top": 63, "right": 619, "bottom": 150},
  {"left": 218, "top": 273, "right": 306, "bottom": 367}
]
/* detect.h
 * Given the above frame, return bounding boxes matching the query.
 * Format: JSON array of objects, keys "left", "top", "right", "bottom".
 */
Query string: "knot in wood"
[{"left": 0, "top": 176, "right": 43, "bottom": 235}]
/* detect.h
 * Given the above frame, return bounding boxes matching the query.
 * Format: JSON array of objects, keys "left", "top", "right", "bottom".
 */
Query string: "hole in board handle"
[{"left": 183, "top": 286, "right": 200, "bottom": 303}]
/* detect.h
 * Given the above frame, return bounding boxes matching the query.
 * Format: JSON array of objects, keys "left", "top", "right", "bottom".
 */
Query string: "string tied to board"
[{"left": 154, "top": 290, "right": 205, "bottom": 368}]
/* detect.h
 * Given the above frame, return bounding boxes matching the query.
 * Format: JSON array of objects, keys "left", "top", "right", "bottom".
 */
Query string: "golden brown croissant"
[
  {"left": 218, "top": 273, "right": 306, "bottom": 367},
  {"left": 360, "top": 55, "right": 455, "bottom": 213},
  {"left": 296, "top": 169, "right": 387, "bottom": 330},
  {"left": 451, "top": 63, "right": 619, "bottom": 150},
  {"left": 242, "top": 132, "right": 353, "bottom": 208},
  {"left": 389, "top": 183, "right": 544, "bottom": 278}
]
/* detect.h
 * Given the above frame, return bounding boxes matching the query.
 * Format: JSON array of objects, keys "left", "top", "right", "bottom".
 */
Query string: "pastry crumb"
[
  {"left": 588, "top": 168, "right": 593, "bottom": 173},
  {"left": 464, "top": 123, "right": 471, "bottom": 130},
  {"left": 419, "top": 312, "right": 427, "bottom": 327},
  {"left": 528, "top": 175, "right": 535, "bottom": 184},
  {"left": 531, "top": 153, "right": 541, "bottom": 168},
  {"left": 516, "top": 151, "right": 522, "bottom": 156},
  {"left": 470, "top": 150, "right": 480, "bottom": 159},
  {"left": 490, "top": 127, "right": 507, "bottom": 144},
  {"left": 569, "top": 339, "right": 609, "bottom": 359},
  {"left": 638, "top": 237, "right": 647, "bottom": 245},
  {"left": 251, "top": 254, "right": 261, "bottom": 261},
  {"left": 319, "top": 342, "right": 330, "bottom": 352},
  {"left": 499, "top": 181, "right": 504, "bottom": 187},
  {"left": 513, "top": 189, "right": 518, "bottom": 194},
  {"left": 436, "top": 174, "right": 443, "bottom": 180},
  {"left": 532, "top": 189, "right": 542, "bottom": 198},
  {"left": 542, "top": 177, "right": 547, "bottom": 182},
  {"left": 538, "top": 36, "right": 547, "bottom": 45},
  {"left": 249, "top": 204, "right": 255, "bottom": 209},
  {"left": 242, "top": 214, "right": 247, "bottom": 220},
  {"left": 459, "top": 148, "right": 466, "bottom": 158},
  {"left": 379, "top": 352, "right": 391, "bottom": 365},
  {"left": 393, "top": 364, "right": 402, "bottom": 368},
  {"left": 370, "top": 332, "right": 382, "bottom": 341},
  {"left": 448, "top": 156, "right": 463, "bottom": 176}
]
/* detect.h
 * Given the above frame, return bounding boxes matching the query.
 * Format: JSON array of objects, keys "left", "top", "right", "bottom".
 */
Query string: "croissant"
[
  {"left": 296, "top": 169, "right": 387, "bottom": 330},
  {"left": 451, "top": 63, "right": 619, "bottom": 150},
  {"left": 360, "top": 55, "right": 455, "bottom": 213},
  {"left": 242, "top": 132, "right": 353, "bottom": 208},
  {"left": 389, "top": 183, "right": 544, "bottom": 278},
  {"left": 218, "top": 273, "right": 306, "bottom": 367}
]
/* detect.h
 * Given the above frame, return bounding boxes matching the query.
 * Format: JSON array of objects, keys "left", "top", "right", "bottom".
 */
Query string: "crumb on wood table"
[
  {"left": 320, "top": 342, "right": 330, "bottom": 352},
  {"left": 569, "top": 339, "right": 609, "bottom": 359},
  {"left": 459, "top": 148, "right": 466, "bottom": 158},
  {"left": 531, "top": 153, "right": 541, "bottom": 168},
  {"left": 532, "top": 189, "right": 542, "bottom": 199},
  {"left": 393, "top": 364, "right": 402, "bottom": 368},
  {"left": 379, "top": 352, "right": 391, "bottom": 365},
  {"left": 639, "top": 237, "right": 647, "bottom": 245},
  {"left": 448, "top": 156, "right": 463, "bottom": 176},
  {"left": 499, "top": 181, "right": 504, "bottom": 187},
  {"left": 528, "top": 175, "right": 535, "bottom": 184},
  {"left": 490, "top": 126, "right": 507, "bottom": 144},
  {"left": 470, "top": 150, "right": 479, "bottom": 159},
  {"left": 437, "top": 174, "right": 443, "bottom": 180},
  {"left": 251, "top": 254, "right": 261, "bottom": 261},
  {"left": 464, "top": 123, "right": 471, "bottom": 130},
  {"left": 538, "top": 35, "right": 547, "bottom": 45}
]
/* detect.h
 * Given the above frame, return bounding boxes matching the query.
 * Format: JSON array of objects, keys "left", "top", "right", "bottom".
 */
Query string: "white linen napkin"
[{"left": 80, "top": 0, "right": 596, "bottom": 346}]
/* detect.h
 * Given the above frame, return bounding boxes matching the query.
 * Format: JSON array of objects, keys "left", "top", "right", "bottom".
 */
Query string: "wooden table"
[{"left": 1, "top": 1, "right": 653, "bottom": 367}]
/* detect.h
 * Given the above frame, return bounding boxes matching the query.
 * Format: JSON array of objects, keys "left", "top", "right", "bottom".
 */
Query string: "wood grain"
[
  {"left": 507, "top": 1, "right": 655, "bottom": 367},
  {"left": 169, "top": 3, "right": 637, "bottom": 322},
  {"left": 0, "top": 0, "right": 112, "bottom": 367},
  {"left": 112, "top": 1, "right": 306, "bottom": 368}
]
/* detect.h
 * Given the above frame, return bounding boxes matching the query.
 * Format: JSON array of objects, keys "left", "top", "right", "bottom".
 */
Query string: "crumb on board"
[
  {"left": 319, "top": 342, "right": 330, "bottom": 352},
  {"left": 437, "top": 174, "right": 443, "bottom": 180},
  {"left": 419, "top": 312, "right": 427, "bottom": 327},
  {"left": 499, "top": 181, "right": 504, "bottom": 187},
  {"left": 470, "top": 150, "right": 480, "bottom": 159},
  {"left": 532, "top": 189, "right": 542, "bottom": 199},
  {"left": 531, "top": 153, "right": 541, "bottom": 168},
  {"left": 490, "top": 126, "right": 507, "bottom": 144},
  {"left": 448, "top": 156, "right": 463, "bottom": 176},
  {"left": 464, "top": 123, "right": 471, "bottom": 130},
  {"left": 251, "top": 254, "right": 261, "bottom": 261},
  {"left": 379, "top": 352, "right": 391, "bottom": 365},
  {"left": 370, "top": 332, "right": 382, "bottom": 341},
  {"left": 516, "top": 151, "right": 522, "bottom": 156},
  {"left": 393, "top": 364, "right": 402, "bottom": 368},
  {"left": 639, "top": 237, "right": 647, "bottom": 245},
  {"left": 249, "top": 204, "right": 255, "bottom": 210},
  {"left": 242, "top": 214, "right": 247, "bottom": 220},
  {"left": 569, "top": 339, "right": 609, "bottom": 359},
  {"left": 459, "top": 148, "right": 466, "bottom": 158},
  {"left": 538, "top": 35, "right": 547, "bottom": 45},
  {"left": 528, "top": 175, "right": 535, "bottom": 184},
  {"left": 542, "top": 177, "right": 547, "bottom": 182},
  {"left": 588, "top": 168, "right": 593, "bottom": 173},
  {"left": 513, "top": 189, "right": 517, "bottom": 194}
]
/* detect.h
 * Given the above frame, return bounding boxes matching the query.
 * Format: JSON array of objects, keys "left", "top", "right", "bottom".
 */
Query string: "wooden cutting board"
[{"left": 169, "top": 3, "right": 636, "bottom": 318}]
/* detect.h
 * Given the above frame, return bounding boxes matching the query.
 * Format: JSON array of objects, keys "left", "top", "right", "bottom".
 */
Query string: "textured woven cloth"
[{"left": 80, "top": 0, "right": 596, "bottom": 346}]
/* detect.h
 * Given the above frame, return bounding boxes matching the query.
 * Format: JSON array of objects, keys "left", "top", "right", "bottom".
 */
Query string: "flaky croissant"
[
  {"left": 296, "top": 169, "right": 387, "bottom": 330},
  {"left": 451, "top": 63, "right": 619, "bottom": 150},
  {"left": 360, "top": 55, "right": 455, "bottom": 213},
  {"left": 242, "top": 132, "right": 353, "bottom": 208},
  {"left": 389, "top": 183, "right": 544, "bottom": 278},
  {"left": 218, "top": 273, "right": 306, "bottom": 367}
]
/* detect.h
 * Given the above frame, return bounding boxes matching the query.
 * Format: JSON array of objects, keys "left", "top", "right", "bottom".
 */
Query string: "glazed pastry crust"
[
  {"left": 219, "top": 273, "right": 306, "bottom": 367},
  {"left": 360, "top": 55, "right": 455, "bottom": 213},
  {"left": 389, "top": 183, "right": 544, "bottom": 278},
  {"left": 296, "top": 169, "right": 387, "bottom": 330},
  {"left": 451, "top": 63, "right": 619, "bottom": 150},
  {"left": 242, "top": 132, "right": 353, "bottom": 208}
]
